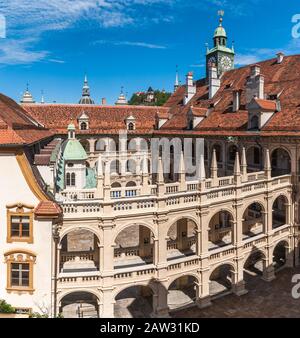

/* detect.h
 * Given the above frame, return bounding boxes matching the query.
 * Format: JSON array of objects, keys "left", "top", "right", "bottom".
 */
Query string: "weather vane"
[{"left": 218, "top": 10, "right": 225, "bottom": 25}]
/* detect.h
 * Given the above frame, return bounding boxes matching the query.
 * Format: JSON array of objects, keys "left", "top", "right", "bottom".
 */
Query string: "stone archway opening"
[
  {"left": 209, "top": 211, "right": 234, "bottom": 250},
  {"left": 272, "top": 195, "right": 288, "bottom": 229},
  {"left": 242, "top": 203, "right": 264, "bottom": 239},
  {"left": 273, "top": 241, "right": 288, "bottom": 271},
  {"left": 209, "top": 264, "right": 234, "bottom": 298},
  {"left": 166, "top": 219, "right": 197, "bottom": 260},
  {"left": 79, "top": 139, "right": 90, "bottom": 153},
  {"left": 114, "top": 225, "right": 154, "bottom": 269},
  {"left": 60, "top": 229, "right": 99, "bottom": 273},
  {"left": 60, "top": 292, "right": 99, "bottom": 318},
  {"left": 243, "top": 251, "right": 266, "bottom": 289},
  {"left": 246, "top": 146, "right": 262, "bottom": 172},
  {"left": 271, "top": 148, "right": 291, "bottom": 177},
  {"left": 168, "top": 276, "right": 198, "bottom": 310},
  {"left": 114, "top": 286, "right": 153, "bottom": 318}
]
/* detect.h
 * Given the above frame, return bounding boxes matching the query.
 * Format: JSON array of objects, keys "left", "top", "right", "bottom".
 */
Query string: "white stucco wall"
[
  {"left": 0, "top": 153, "right": 52, "bottom": 315},
  {"left": 37, "top": 165, "right": 53, "bottom": 189}
]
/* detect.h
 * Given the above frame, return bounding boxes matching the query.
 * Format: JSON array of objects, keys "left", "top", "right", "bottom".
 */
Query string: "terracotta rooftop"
[
  {"left": 162, "top": 54, "right": 300, "bottom": 134},
  {"left": 23, "top": 104, "right": 170, "bottom": 135},
  {"left": 0, "top": 93, "right": 53, "bottom": 146},
  {"left": 254, "top": 98, "right": 277, "bottom": 111},
  {"left": 34, "top": 201, "right": 62, "bottom": 218}
]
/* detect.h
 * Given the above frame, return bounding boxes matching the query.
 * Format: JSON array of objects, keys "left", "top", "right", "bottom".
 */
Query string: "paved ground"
[{"left": 172, "top": 267, "right": 300, "bottom": 318}]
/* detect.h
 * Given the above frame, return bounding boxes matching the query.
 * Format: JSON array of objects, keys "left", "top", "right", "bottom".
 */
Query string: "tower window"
[
  {"left": 66, "top": 173, "right": 71, "bottom": 186},
  {"left": 71, "top": 173, "right": 76, "bottom": 186}
]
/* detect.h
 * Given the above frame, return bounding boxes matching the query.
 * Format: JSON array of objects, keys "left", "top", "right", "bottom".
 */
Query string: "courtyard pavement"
[{"left": 172, "top": 267, "right": 300, "bottom": 318}]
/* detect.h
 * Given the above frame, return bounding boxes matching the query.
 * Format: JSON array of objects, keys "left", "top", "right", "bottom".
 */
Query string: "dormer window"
[
  {"left": 126, "top": 115, "right": 136, "bottom": 131},
  {"left": 78, "top": 112, "right": 89, "bottom": 130}
]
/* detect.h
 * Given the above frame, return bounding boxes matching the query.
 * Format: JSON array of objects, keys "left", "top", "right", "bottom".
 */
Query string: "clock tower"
[{"left": 206, "top": 11, "right": 235, "bottom": 78}]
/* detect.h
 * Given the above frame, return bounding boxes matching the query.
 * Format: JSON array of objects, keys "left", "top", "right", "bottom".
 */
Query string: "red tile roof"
[
  {"left": 0, "top": 94, "right": 54, "bottom": 146},
  {"left": 254, "top": 98, "right": 277, "bottom": 111},
  {"left": 23, "top": 104, "right": 169, "bottom": 135},
  {"left": 162, "top": 54, "right": 300, "bottom": 135},
  {"left": 34, "top": 201, "right": 62, "bottom": 218}
]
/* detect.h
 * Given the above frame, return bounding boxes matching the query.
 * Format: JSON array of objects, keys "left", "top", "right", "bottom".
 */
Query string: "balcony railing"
[{"left": 57, "top": 173, "right": 292, "bottom": 217}]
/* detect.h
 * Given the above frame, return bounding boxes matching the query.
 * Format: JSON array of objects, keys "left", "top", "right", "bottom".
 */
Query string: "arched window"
[
  {"left": 128, "top": 123, "right": 134, "bottom": 131},
  {"left": 66, "top": 173, "right": 71, "bottom": 186},
  {"left": 71, "top": 173, "right": 76, "bottom": 186},
  {"left": 80, "top": 122, "right": 87, "bottom": 130}
]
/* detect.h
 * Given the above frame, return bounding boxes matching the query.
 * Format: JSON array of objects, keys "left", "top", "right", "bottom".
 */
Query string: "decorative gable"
[
  {"left": 126, "top": 115, "right": 136, "bottom": 131},
  {"left": 78, "top": 112, "right": 89, "bottom": 130}
]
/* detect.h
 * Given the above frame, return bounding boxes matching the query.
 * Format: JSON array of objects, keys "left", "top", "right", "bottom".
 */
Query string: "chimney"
[
  {"left": 246, "top": 64, "right": 264, "bottom": 103},
  {"left": 233, "top": 90, "right": 241, "bottom": 112},
  {"left": 251, "top": 64, "right": 261, "bottom": 76},
  {"left": 102, "top": 98, "right": 107, "bottom": 105},
  {"left": 276, "top": 52, "right": 284, "bottom": 64},
  {"left": 209, "top": 64, "right": 220, "bottom": 99},
  {"left": 184, "top": 72, "right": 196, "bottom": 104}
]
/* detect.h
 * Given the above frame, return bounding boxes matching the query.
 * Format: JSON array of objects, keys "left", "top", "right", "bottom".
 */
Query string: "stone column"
[
  {"left": 232, "top": 258, "right": 248, "bottom": 296},
  {"left": 200, "top": 211, "right": 210, "bottom": 255},
  {"left": 100, "top": 288, "right": 115, "bottom": 318},
  {"left": 89, "top": 138, "right": 97, "bottom": 155},
  {"left": 152, "top": 282, "right": 169, "bottom": 317},
  {"left": 101, "top": 223, "right": 115, "bottom": 274},
  {"left": 262, "top": 246, "right": 275, "bottom": 282},
  {"left": 196, "top": 269, "right": 212, "bottom": 308}
]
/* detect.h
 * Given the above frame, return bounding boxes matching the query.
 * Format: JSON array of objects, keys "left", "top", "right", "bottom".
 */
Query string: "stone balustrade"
[{"left": 58, "top": 172, "right": 292, "bottom": 219}]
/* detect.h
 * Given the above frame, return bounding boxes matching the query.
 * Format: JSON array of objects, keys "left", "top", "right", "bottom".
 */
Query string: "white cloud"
[
  {"left": 94, "top": 39, "right": 167, "bottom": 49},
  {"left": 0, "top": 0, "right": 172, "bottom": 64},
  {"left": 236, "top": 39, "right": 300, "bottom": 66},
  {"left": 0, "top": 39, "right": 48, "bottom": 65}
]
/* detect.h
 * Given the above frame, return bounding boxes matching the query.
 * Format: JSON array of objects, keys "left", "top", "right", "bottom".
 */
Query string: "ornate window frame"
[
  {"left": 6, "top": 203, "right": 34, "bottom": 244},
  {"left": 4, "top": 250, "right": 36, "bottom": 294}
]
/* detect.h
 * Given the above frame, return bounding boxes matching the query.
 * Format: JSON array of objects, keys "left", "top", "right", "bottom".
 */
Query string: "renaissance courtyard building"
[{"left": 0, "top": 17, "right": 299, "bottom": 317}]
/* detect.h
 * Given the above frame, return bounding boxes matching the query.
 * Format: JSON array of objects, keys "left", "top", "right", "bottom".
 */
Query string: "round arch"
[
  {"left": 58, "top": 288, "right": 102, "bottom": 305},
  {"left": 243, "top": 249, "right": 267, "bottom": 265},
  {"left": 241, "top": 200, "right": 266, "bottom": 217},
  {"left": 113, "top": 282, "right": 156, "bottom": 300},
  {"left": 166, "top": 215, "right": 200, "bottom": 235},
  {"left": 113, "top": 222, "right": 157, "bottom": 244},
  {"left": 271, "top": 148, "right": 291, "bottom": 177},
  {"left": 209, "top": 261, "right": 236, "bottom": 275},
  {"left": 167, "top": 273, "right": 201, "bottom": 289},
  {"left": 59, "top": 226, "right": 102, "bottom": 245}
]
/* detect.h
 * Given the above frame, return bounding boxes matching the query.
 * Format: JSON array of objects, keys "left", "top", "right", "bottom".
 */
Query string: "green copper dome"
[
  {"left": 68, "top": 123, "right": 76, "bottom": 131},
  {"left": 63, "top": 139, "right": 88, "bottom": 161},
  {"left": 214, "top": 25, "right": 227, "bottom": 38}
]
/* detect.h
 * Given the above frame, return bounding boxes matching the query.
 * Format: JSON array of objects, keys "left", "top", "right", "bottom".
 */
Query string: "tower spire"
[
  {"left": 174, "top": 65, "right": 179, "bottom": 92},
  {"left": 79, "top": 74, "right": 95, "bottom": 105}
]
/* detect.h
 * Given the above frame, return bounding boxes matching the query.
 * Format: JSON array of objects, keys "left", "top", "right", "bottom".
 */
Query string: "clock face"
[
  {"left": 220, "top": 56, "right": 232, "bottom": 71},
  {"left": 208, "top": 56, "right": 216, "bottom": 67}
]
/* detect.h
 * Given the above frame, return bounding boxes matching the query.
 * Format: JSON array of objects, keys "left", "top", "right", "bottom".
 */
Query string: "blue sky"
[{"left": 0, "top": 0, "right": 299, "bottom": 104}]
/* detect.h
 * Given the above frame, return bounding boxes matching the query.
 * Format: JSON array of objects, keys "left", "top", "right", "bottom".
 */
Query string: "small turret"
[
  {"left": 20, "top": 83, "right": 35, "bottom": 104},
  {"left": 79, "top": 75, "right": 95, "bottom": 105}
]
